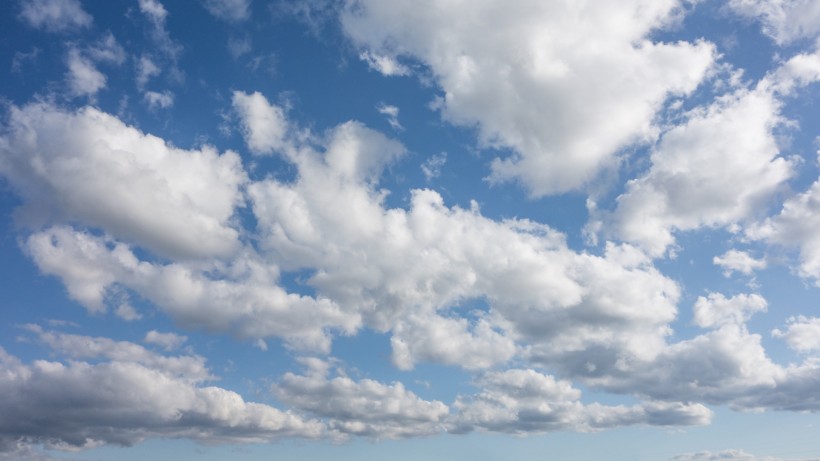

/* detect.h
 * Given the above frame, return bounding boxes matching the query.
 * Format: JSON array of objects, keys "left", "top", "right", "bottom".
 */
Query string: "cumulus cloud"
[
  {"left": 65, "top": 47, "right": 106, "bottom": 97},
  {"left": 19, "top": 0, "right": 92, "bottom": 32},
  {"left": 274, "top": 358, "right": 449, "bottom": 438},
  {"left": 203, "top": 0, "right": 251, "bottom": 22},
  {"left": 693, "top": 293, "right": 768, "bottom": 328},
  {"left": 232, "top": 90, "right": 289, "bottom": 155},
  {"left": 748, "top": 162, "right": 820, "bottom": 284},
  {"left": 341, "top": 0, "right": 715, "bottom": 196},
  {"left": 0, "top": 342, "right": 323, "bottom": 454},
  {"left": 0, "top": 102, "right": 247, "bottom": 259},
  {"left": 714, "top": 250, "right": 767, "bottom": 276},
  {"left": 604, "top": 52, "right": 820, "bottom": 256},
  {"left": 449, "top": 369, "right": 712, "bottom": 434},
  {"left": 25, "top": 226, "right": 359, "bottom": 352},
  {"left": 772, "top": 316, "right": 820, "bottom": 352},
  {"left": 728, "top": 0, "right": 820, "bottom": 44}
]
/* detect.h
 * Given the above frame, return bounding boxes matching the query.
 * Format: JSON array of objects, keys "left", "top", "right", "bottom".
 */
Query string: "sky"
[{"left": 1, "top": 0, "right": 820, "bottom": 460}]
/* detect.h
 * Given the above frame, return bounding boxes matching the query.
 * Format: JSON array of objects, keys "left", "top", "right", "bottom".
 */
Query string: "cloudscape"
[{"left": 2, "top": 0, "right": 820, "bottom": 460}]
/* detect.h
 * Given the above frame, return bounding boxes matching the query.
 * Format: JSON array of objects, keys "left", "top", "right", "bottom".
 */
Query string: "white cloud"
[
  {"left": 25, "top": 226, "right": 359, "bottom": 352},
  {"left": 203, "top": 0, "right": 251, "bottom": 22},
  {"left": 773, "top": 316, "right": 820, "bottom": 353},
  {"left": 139, "top": 0, "right": 168, "bottom": 24},
  {"left": 376, "top": 103, "right": 403, "bottom": 130},
  {"left": 714, "top": 250, "right": 767, "bottom": 276},
  {"left": 674, "top": 449, "right": 820, "bottom": 461},
  {"left": 341, "top": 0, "right": 715, "bottom": 196},
  {"left": 693, "top": 293, "right": 768, "bottom": 328},
  {"left": 359, "top": 51, "right": 410, "bottom": 77},
  {"left": 0, "top": 102, "right": 247, "bottom": 259},
  {"left": 232, "top": 90, "right": 289, "bottom": 155},
  {"left": 748, "top": 163, "right": 820, "bottom": 284},
  {"left": 390, "top": 313, "right": 516, "bottom": 370},
  {"left": 606, "top": 51, "right": 820, "bottom": 256},
  {"left": 138, "top": 0, "right": 183, "bottom": 62},
  {"left": 144, "top": 330, "right": 188, "bottom": 351},
  {"left": 66, "top": 48, "right": 106, "bottom": 97},
  {"left": 19, "top": 0, "right": 92, "bottom": 32},
  {"left": 136, "top": 55, "right": 161, "bottom": 88},
  {"left": 421, "top": 152, "right": 447, "bottom": 181},
  {"left": 274, "top": 358, "right": 449, "bottom": 438},
  {"left": 25, "top": 325, "right": 210, "bottom": 381},
  {"left": 0, "top": 342, "right": 323, "bottom": 453},
  {"left": 115, "top": 303, "right": 142, "bottom": 321},
  {"left": 144, "top": 90, "right": 175, "bottom": 109},
  {"left": 449, "top": 369, "right": 712, "bottom": 434},
  {"left": 606, "top": 79, "right": 797, "bottom": 256},
  {"left": 87, "top": 32, "right": 126, "bottom": 64},
  {"left": 728, "top": 0, "right": 820, "bottom": 44}
]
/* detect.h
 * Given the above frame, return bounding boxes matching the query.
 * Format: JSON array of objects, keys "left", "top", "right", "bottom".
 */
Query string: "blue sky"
[{"left": 2, "top": 0, "right": 820, "bottom": 460}]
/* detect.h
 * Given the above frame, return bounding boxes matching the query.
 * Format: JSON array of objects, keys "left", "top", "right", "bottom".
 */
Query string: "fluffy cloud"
[
  {"left": 714, "top": 250, "right": 767, "bottom": 276},
  {"left": 232, "top": 90, "right": 290, "bottom": 155},
  {"left": 693, "top": 293, "right": 768, "bottom": 328},
  {"left": 0, "top": 102, "right": 247, "bottom": 259},
  {"left": 606, "top": 51, "right": 820, "bottom": 255},
  {"left": 728, "top": 0, "right": 820, "bottom": 44},
  {"left": 274, "top": 358, "right": 449, "bottom": 438},
  {"left": 341, "top": 0, "right": 715, "bottom": 196},
  {"left": 19, "top": 0, "right": 92, "bottom": 32},
  {"left": 25, "top": 227, "right": 358, "bottom": 352},
  {"left": 203, "top": 0, "right": 251, "bottom": 22},
  {"left": 449, "top": 369, "right": 711, "bottom": 434},
  {"left": 772, "top": 316, "right": 820, "bottom": 352},
  {"left": 0, "top": 336, "right": 323, "bottom": 454},
  {"left": 748, "top": 166, "right": 820, "bottom": 283},
  {"left": 65, "top": 47, "right": 106, "bottom": 96}
]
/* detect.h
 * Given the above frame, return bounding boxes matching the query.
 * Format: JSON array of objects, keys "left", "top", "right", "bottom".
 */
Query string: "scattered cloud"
[
  {"left": 421, "top": 152, "right": 447, "bottom": 181},
  {"left": 19, "top": 0, "right": 92, "bottom": 32},
  {"left": 714, "top": 250, "right": 767, "bottom": 276},
  {"left": 773, "top": 316, "right": 820, "bottom": 352},
  {"left": 65, "top": 47, "right": 106, "bottom": 97},
  {"left": 728, "top": 0, "right": 820, "bottom": 44},
  {"left": 693, "top": 293, "right": 768, "bottom": 328},
  {"left": 144, "top": 90, "right": 174, "bottom": 109},
  {"left": 376, "top": 103, "right": 402, "bottom": 131},
  {"left": 359, "top": 51, "right": 410, "bottom": 77},
  {"left": 203, "top": 0, "right": 251, "bottom": 23},
  {"left": 232, "top": 90, "right": 289, "bottom": 155},
  {"left": 144, "top": 330, "right": 188, "bottom": 351}
]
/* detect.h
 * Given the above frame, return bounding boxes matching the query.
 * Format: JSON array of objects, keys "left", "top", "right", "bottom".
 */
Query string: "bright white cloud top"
[{"left": 1, "top": 1, "right": 820, "bottom": 460}]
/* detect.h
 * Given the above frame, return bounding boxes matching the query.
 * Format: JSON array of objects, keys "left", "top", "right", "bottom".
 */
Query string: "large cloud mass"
[{"left": 340, "top": 0, "right": 715, "bottom": 195}]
